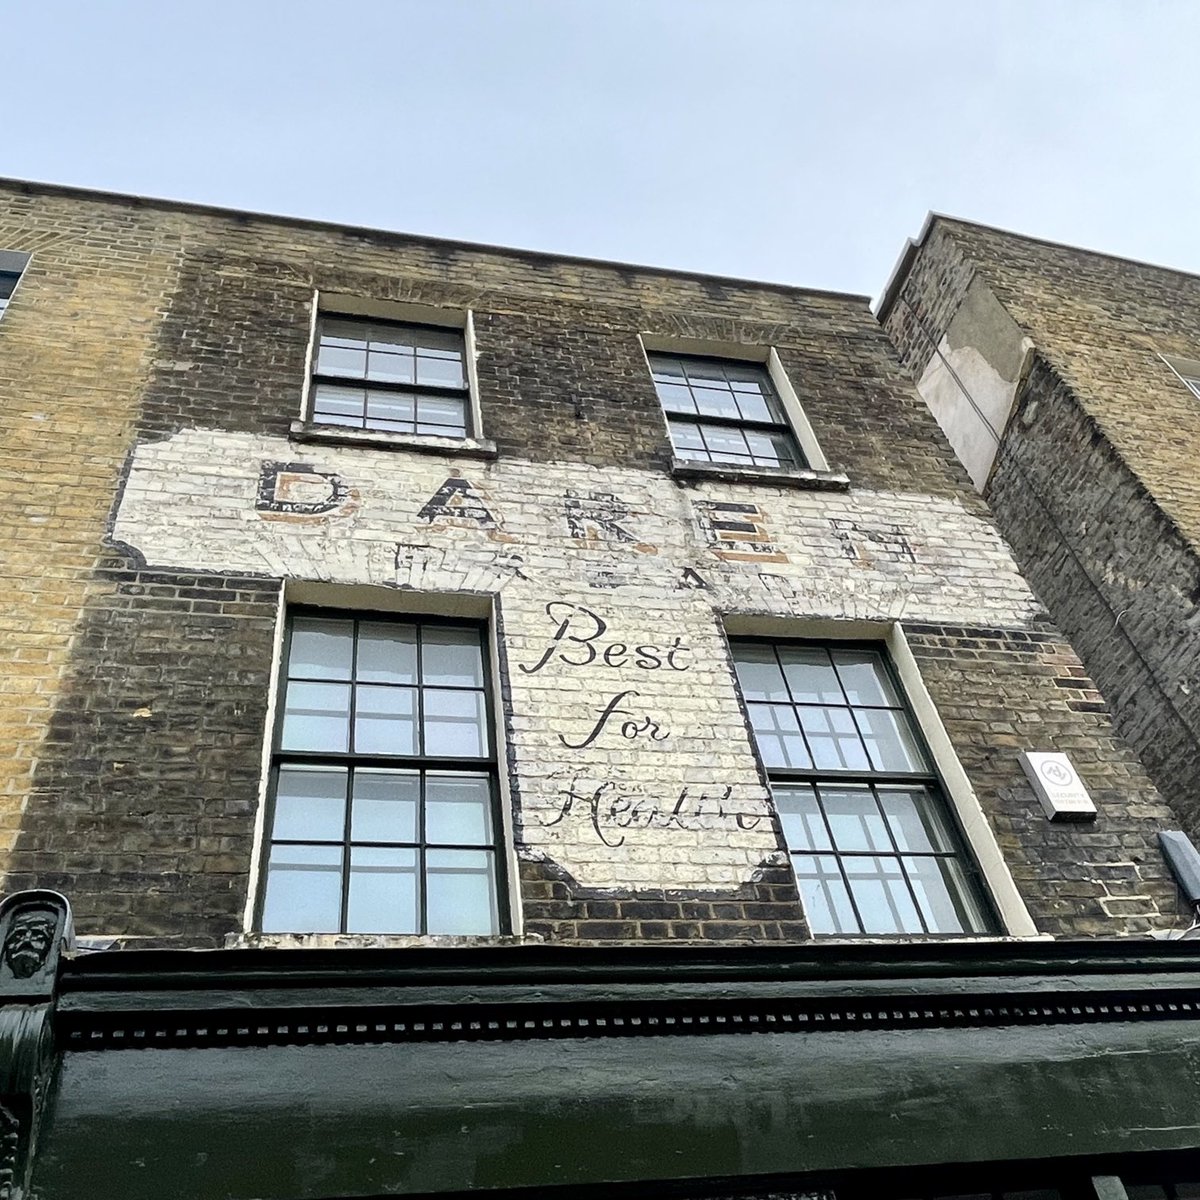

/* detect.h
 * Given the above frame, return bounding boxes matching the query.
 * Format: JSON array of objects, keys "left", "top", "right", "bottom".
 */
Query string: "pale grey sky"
[{"left": 4, "top": 0, "right": 1197, "bottom": 298}]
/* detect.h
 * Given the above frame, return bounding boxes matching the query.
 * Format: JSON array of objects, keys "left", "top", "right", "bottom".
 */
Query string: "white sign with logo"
[{"left": 1019, "top": 751, "right": 1098, "bottom": 821}]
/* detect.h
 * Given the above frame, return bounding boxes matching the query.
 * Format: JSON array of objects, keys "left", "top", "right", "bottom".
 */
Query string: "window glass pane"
[
  {"left": 365, "top": 323, "right": 418, "bottom": 352},
  {"left": 273, "top": 765, "right": 347, "bottom": 842},
  {"left": 412, "top": 327, "right": 464, "bottom": 354},
  {"left": 800, "top": 706, "right": 870, "bottom": 771},
  {"left": 0, "top": 271, "right": 20, "bottom": 302},
  {"left": 261, "top": 844, "right": 342, "bottom": 933},
  {"left": 320, "top": 319, "right": 369, "bottom": 346},
  {"left": 425, "top": 773, "right": 493, "bottom": 845},
  {"left": 743, "top": 429, "right": 783, "bottom": 467},
  {"left": 281, "top": 681, "right": 351, "bottom": 752},
  {"left": 269, "top": 616, "right": 499, "bottom": 935},
  {"left": 357, "top": 623, "right": 417, "bottom": 684},
  {"left": 746, "top": 429, "right": 798, "bottom": 469},
  {"left": 748, "top": 703, "right": 811, "bottom": 769},
  {"left": 364, "top": 392, "right": 416, "bottom": 429},
  {"left": 857, "top": 707, "right": 927, "bottom": 772},
  {"left": 313, "top": 384, "right": 367, "bottom": 424},
  {"left": 366, "top": 418, "right": 417, "bottom": 435},
  {"left": 778, "top": 647, "right": 841, "bottom": 703},
  {"left": 832, "top": 649, "right": 902, "bottom": 706},
  {"left": 682, "top": 362, "right": 727, "bottom": 390},
  {"left": 317, "top": 342, "right": 367, "bottom": 378},
  {"left": 773, "top": 784, "right": 831, "bottom": 852},
  {"left": 728, "top": 637, "right": 990, "bottom": 940},
  {"left": 422, "top": 626, "right": 484, "bottom": 687},
  {"left": 423, "top": 690, "right": 487, "bottom": 757},
  {"left": 692, "top": 386, "right": 740, "bottom": 419},
  {"left": 819, "top": 785, "right": 891, "bottom": 852},
  {"left": 668, "top": 419, "right": 708, "bottom": 458},
  {"left": 415, "top": 353, "right": 465, "bottom": 388},
  {"left": 416, "top": 393, "right": 467, "bottom": 434},
  {"left": 648, "top": 355, "right": 686, "bottom": 380},
  {"left": 351, "top": 768, "right": 419, "bottom": 843},
  {"left": 655, "top": 381, "right": 695, "bottom": 413},
  {"left": 792, "top": 854, "right": 857, "bottom": 935},
  {"left": 730, "top": 383, "right": 772, "bottom": 422},
  {"left": 722, "top": 361, "right": 768, "bottom": 385},
  {"left": 733, "top": 644, "right": 789, "bottom": 701},
  {"left": 878, "top": 785, "right": 954, "bottom": 853},
  {"left": 289, "top": 618, "right": 354, "bottom": 680},
  {"left": 844, "top": 857, "right": 924, "bottom": 933},
  {"left": 353, "top": 685, "right": 417, "bottom": 755},
  {"left": 426, "top": 849, "right": 498, "bottom": 934},
  {"left": 905, "top": 856, "right": 989, "bottom": 934},
  {"left": 366, "top": 350, "right": 415, "bottom": 384},
  {"left": 347, "top": 846, "right": 418, "bottom": 933},
  {"left": 701, "top": 424, "right": 753, "bottom": 463}
]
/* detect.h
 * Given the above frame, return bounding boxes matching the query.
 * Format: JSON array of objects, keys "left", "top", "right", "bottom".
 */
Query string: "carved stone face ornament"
[{"left": 3, "top": 913, "right": 56, "bottom": 979}]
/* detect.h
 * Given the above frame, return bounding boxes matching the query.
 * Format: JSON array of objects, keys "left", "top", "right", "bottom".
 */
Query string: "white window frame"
[
  {"left": 243, "top": 583, "right": 521, "bottom": 940},
  {"left": 639, "top": 332, "right": 831, "bottom": 473},
  {"left": 298, "top": 291, "right": 485, "bottom": 445},
  {"left": 723, "top": 613, "right": 1039, "bottom": 939}
]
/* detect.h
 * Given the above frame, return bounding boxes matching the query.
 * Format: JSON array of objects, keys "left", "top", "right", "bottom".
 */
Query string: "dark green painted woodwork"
[
  {"left": 20, "top": 937, "right": 1200, "bottom": 1199},
  {"left": 31, "top": 1022, "right": 1200, "bottom": 1199}
]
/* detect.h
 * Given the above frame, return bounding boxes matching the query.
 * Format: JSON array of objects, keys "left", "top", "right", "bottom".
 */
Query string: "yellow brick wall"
[{"left": 0, "top": 193, "right": 185, "bottom": 852}]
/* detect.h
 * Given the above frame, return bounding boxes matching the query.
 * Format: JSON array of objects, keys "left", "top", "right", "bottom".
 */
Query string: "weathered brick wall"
[
  {"left": 0, "top": 181, "right": 1184, "bottom": 947},
  {"left": 880, "top": 223, "right": 977, "bottom": 381},
  {"left": 882, "top": 218, "right": 1200, "bottom": 834},
  {"left": 918, "top": 220, "right": 1200, "bottom": 544},
  {"left": 989, "top": 362, "right": 1200, "bottom": 835},
  {"left": 907, "top": 621, "right": 1181, "bottom": 934},
  {"left": 0, "top": 190, "right": 186, "bottom": 855},
  {"left": 6, "top": 565, "right": 280, "bottom": 946}
]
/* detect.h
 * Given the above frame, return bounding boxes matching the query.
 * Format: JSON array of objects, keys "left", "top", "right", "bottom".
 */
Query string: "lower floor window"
[
  {"left": 259, "top": 611, "right": 506, "bottom": 935},
  {"left": 731, "top": 638, "right": 995, "bottom": 937}
]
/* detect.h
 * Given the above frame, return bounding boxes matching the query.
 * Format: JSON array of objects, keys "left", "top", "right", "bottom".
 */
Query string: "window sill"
[
  {"left": 290, "top": 420, "right": 498, "bottom": 459},
  {"left": 229, "top": 931, "right": 535, "bottom": 950},
  {"left": 670, "top": 458, "right": 850, "bottom": 491}
]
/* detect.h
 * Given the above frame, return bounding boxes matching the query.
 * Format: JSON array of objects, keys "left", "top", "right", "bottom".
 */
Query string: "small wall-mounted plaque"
[{"left": 1019, "top": 751, "right": 1098, "bottom": 821}]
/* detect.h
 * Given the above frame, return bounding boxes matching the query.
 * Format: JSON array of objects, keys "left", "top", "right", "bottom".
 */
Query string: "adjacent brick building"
[
  {"left": 879, "top": 216, "right": 1200, "bottom": 839},
  {"left": 1, "top": 180, "right": 1199, "bottom": 1200}
]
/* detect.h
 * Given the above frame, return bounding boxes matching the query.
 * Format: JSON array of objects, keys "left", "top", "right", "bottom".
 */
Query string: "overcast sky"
[{"left": 4, "top": 0, "right": 1197, "bottom": 299}]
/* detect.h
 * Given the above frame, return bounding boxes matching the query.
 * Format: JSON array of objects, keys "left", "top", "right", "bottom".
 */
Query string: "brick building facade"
[
  {"left": 879, "top": 217, "right": 1200, "bottom": 840},
  {"left": 1, "top": 181, "right": 1198, "bottom": 1199}
]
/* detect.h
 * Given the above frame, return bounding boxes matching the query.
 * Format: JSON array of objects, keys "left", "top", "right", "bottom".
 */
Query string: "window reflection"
[
  {"left": 732, "top": 641, "right": 993, "bottom": 937},
  {"left": 262, "top": 615, "right": 502, "bottom": 936}
]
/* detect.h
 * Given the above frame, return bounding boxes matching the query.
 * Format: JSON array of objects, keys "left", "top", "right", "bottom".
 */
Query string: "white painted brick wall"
[{"left": 113, "top": 430, "right": 1041, "bottom": 891}]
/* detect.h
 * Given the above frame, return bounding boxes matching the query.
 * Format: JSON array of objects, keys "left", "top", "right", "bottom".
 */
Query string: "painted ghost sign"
[
  {"left": 111, "top": 428, "right": 1040, "bottom": 892},
  {"left": 693, "top": 500, "right": 786, "bottom": 563},
  {"left": 564, "top": 490, "right": 657, "bottom": 554},
  {"left": 256, "top": 461, "right": 359, "bottom": 522}
]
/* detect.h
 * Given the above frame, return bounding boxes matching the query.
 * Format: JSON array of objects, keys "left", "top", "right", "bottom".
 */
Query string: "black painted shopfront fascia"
[{"left": 5, "top": 894, "right": 1200, "bottom": 1199}]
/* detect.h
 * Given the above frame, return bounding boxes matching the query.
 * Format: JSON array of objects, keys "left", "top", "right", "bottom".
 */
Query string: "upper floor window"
[
  {"left": 259, "top": 610, "right": 506, "bottom": 936},
  {"left": 310, "top": 317, "right": 470, "bottom": 439},
  {"left": 0, "top": 252, "right": 30, "bottom": 320},
  {"left": 648, "top": 352, "right": 806, "bottom": 471},
  {"left": 731, "top": 639, "right": 995, "bottom": 937}
]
